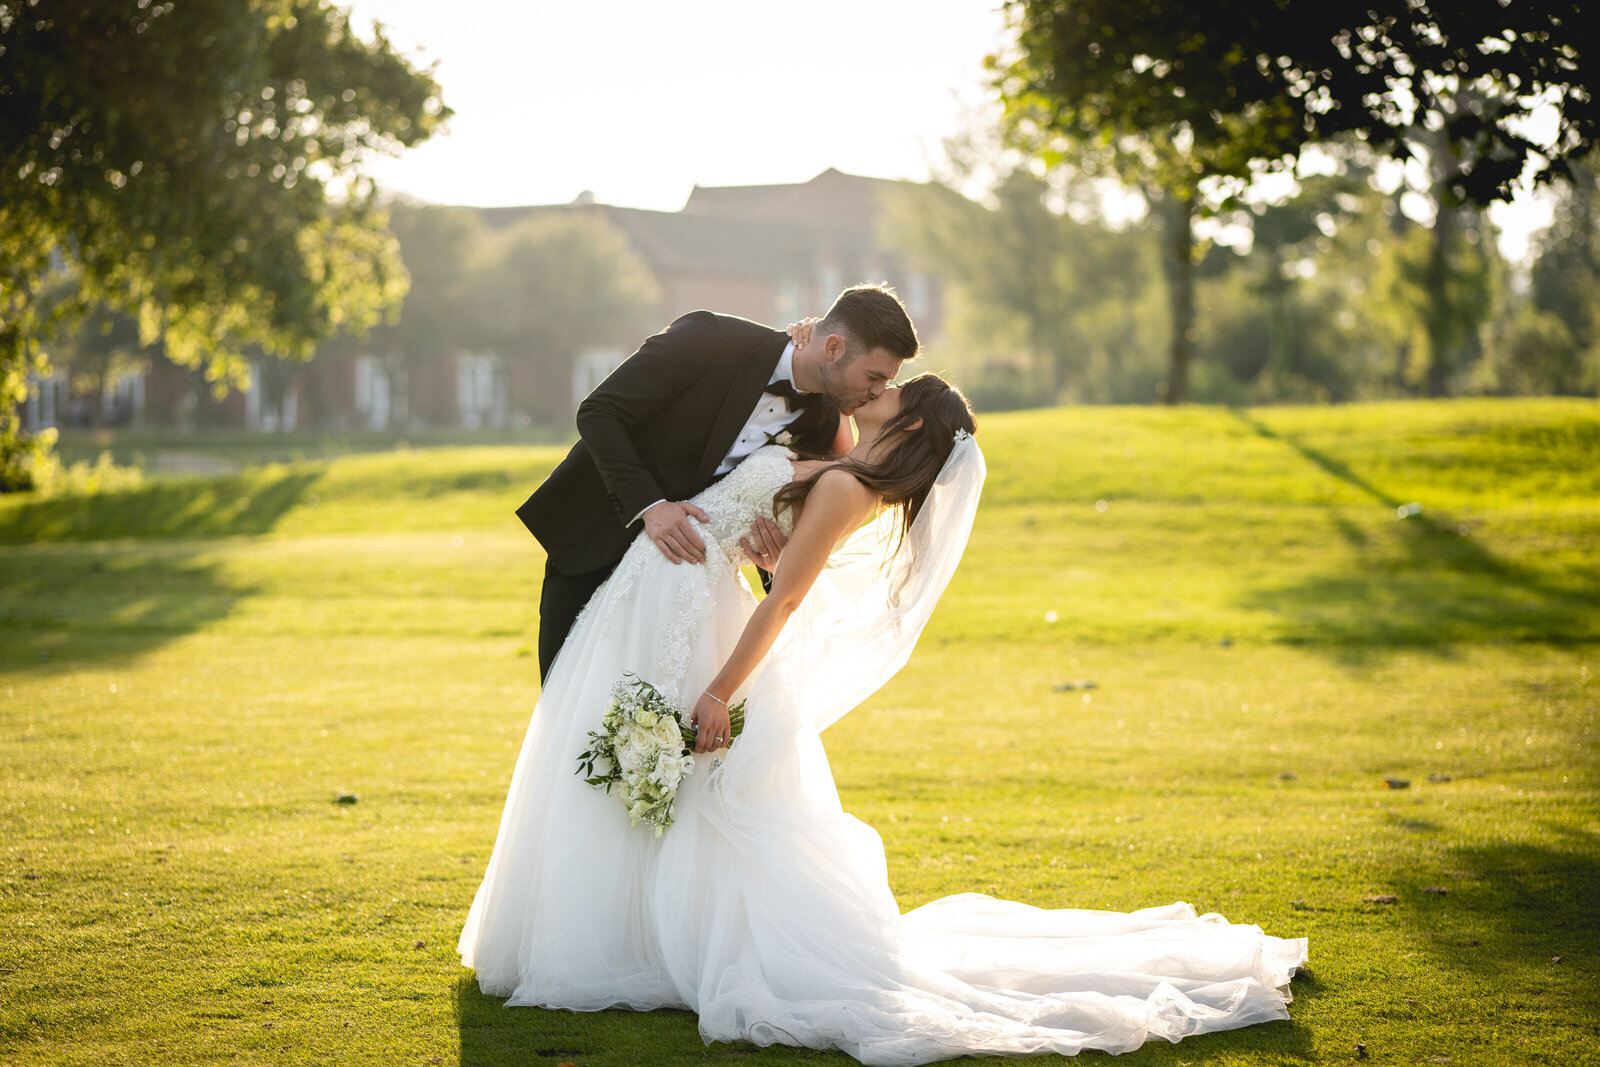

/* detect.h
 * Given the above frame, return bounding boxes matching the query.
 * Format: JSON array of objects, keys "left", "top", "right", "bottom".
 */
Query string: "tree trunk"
[
  {"left": 1265, "top": 247, "right": 1293, "bottom": 395},
  {"left": 1032, "top": 318, "right": 1061, "bottom": 403},
  {"left": 1162, "top": 193, "right": 1196, "bottom": 404},
  {"left": 1424, "top": 190, "right": 1457, "bottom": 398}
]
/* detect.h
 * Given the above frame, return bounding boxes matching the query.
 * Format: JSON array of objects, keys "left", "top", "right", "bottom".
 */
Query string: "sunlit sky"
[
  {"left": 348, "top": 0, "right": 1552, "bottom": 260},
  {"left": 350, "top": 0, "right": 1009, "bottom": 212}
]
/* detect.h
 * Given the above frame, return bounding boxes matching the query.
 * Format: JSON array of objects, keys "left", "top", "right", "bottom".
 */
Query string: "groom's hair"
[{"left": 819, "top": 284, "right": 919, "bottom": 363}]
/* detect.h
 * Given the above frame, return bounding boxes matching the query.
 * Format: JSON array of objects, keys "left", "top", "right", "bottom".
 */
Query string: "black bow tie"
[{"left": 764, "top": 379, "right": 817, "bottom": 412}]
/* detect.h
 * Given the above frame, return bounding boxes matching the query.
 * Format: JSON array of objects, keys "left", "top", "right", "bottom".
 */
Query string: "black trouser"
[{"left": 537, "top": 560, "right": 613, "bottom": 682}]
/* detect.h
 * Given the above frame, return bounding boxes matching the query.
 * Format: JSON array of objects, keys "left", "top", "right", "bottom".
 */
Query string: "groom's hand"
[
  {"left": 740, "top": 516, "right": 787, "bottom": 572},
  {"left": 643, "top": 500, "right": 709, "bottom": 565}
]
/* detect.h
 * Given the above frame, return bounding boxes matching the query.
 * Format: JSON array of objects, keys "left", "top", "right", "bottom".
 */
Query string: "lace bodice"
[
  {"left": 684, "top": 446, "right": 797, "bottom": 556},
  {"left": 583, "top": 447, "right": 797, "bottom": 673}
]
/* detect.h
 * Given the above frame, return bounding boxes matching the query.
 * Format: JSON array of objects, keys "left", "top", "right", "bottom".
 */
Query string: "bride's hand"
[
  {"left": 688, "top": 692, "right": 731, "bottom": 754},
  {"left": 741, "top": 516, "right": 786, "bottom": 571},
  {"left": 786, "top": 316, "right": 821, "bottom": 353}
]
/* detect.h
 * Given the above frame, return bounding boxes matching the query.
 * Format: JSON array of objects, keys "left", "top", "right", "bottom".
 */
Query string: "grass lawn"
[{"left": 2, "top": 398, "right": 1597, "bottom": 1066}]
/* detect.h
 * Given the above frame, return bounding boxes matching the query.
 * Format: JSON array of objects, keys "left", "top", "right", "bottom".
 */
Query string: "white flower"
[
  {"left": 627, "top": 799, "right": 652, "bottom": 822},
  {"left": 617, "top": 738, "right": 647, "bottom": 773},
  {"left": 650, "top": 715, "right": 682, "bottom": 748},
  {"left": 634, "top": 707, "right": 659, "bottom": 728},
  {"left": 651, "top": 752, "right": 691, "bottom": 788}
]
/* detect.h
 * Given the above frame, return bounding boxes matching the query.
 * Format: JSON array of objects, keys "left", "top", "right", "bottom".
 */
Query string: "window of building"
[
  {"left": 573, "top": 349, "right": 625, "bottom": 413},
  {"left": 457, "top": 352, "right": 504, "bottom": 429}
]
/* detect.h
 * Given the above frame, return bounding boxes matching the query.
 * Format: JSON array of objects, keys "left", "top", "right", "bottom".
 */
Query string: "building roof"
[
  {"left": 467, "top": 168, "right": 912, "bottom": 280},
  {"left": 683, "top": 167, "right": 890, "bottom": 228}
]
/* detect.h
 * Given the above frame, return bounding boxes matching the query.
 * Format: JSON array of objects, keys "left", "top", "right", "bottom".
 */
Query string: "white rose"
[
  {"left": 650, "top": 716, "right": 682, "bottom": 748},
  {"left": 634, "top": 708, "right": 658, "bottom": 728}
]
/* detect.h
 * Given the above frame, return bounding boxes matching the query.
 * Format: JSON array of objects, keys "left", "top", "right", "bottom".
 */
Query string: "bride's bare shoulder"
[{"left": 806, "top": 468, "right": 879, "bottom": 523}]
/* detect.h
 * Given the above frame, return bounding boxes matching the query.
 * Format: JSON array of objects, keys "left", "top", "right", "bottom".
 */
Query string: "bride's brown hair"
[{"left": 774, "top": 373, "right": 977, "bottom": 542}]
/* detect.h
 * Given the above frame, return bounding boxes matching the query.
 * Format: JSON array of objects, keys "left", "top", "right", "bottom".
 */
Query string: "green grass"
[{"left": 2, "top": 397, "right": 1597, "bottom": 1066}]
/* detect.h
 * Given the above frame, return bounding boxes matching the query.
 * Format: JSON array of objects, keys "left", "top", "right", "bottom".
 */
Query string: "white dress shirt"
[{"left": 631, "top": 341, "right": 814, "bottom": 524}]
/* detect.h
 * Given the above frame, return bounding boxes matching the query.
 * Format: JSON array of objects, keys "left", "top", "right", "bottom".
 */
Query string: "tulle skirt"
[{"left": 459, "top": 536, "right": 1307, "bottom": 1064}]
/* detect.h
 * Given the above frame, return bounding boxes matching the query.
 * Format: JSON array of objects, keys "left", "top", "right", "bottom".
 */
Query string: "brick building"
[{"left": 22, "top": 168, "right": 940, "bottom": 434}]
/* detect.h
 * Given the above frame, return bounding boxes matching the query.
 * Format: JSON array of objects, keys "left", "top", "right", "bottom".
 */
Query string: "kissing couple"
[{"left": 459, "top": 284, "right": 1306, "bottom": 1064}]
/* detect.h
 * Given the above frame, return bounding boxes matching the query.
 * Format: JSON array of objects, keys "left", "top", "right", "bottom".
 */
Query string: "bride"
[{"left": 459, "top": 349, "right": 1307, "bottom": 1064}]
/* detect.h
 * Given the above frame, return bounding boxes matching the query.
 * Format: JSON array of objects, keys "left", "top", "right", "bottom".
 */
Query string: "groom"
[{"left": 517, "top": 283, "right": 919, "bottom": 679}]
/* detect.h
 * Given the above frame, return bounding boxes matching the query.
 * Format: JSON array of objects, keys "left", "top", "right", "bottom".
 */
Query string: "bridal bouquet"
[{"left": 576, "top": 674, "right": 746, "bottom": 836}]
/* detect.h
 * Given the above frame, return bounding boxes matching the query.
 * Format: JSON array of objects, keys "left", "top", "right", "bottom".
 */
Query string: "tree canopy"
[
  {"left": 998, "top": 0, "right": 1594, "bottom": 206},
  {"left": 0, "top": 0, "right": 448, "bottom": 486}
]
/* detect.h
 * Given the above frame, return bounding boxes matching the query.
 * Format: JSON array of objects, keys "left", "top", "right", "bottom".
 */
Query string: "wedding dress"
[{"left": 459, "top": 443, "right": 1307, "bottom": 1064}]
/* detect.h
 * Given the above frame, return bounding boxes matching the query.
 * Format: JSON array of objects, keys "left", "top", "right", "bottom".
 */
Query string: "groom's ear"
[{"left": 823, "top": 333, "right": 848, "bottom": 363}]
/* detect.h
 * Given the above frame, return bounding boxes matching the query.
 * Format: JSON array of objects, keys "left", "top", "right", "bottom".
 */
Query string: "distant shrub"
[{"left": 24, "top": 448, "right": 144, "bottom": 498}]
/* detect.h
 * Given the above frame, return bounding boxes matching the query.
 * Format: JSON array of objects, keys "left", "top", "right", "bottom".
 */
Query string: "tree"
[
  {"left": 315, "top": 203, "right": 489, "bottom": 430},
  {"left": 475, "top": 210, "right": 660, "bottom": 425},
  {"left": 999, "top": 0, "right": 1593, "bottom": 205},
  {"left": 40, "top": 303, "right": 156, "bottom": 427},
  {"left": 305, "top": 206, "right": 660, "bottom": 430},
  {"left": 0, "top": 1, "right": 448, "bottom": 486},
  {"left": 881, "top": 168, "right": 1165, "bottom": 405},
  {"left": 997, "top": 0, "right": 1595, "bottom": 400},
  {"left": 1488, "top": 166, "right": 1600, "bottom": 395},
  {"left": 997, "top": 2, "right": 1303, "bottom": 402},
  {"left": 1190, "top": 165, "right": 1502, "bottom": 402}
]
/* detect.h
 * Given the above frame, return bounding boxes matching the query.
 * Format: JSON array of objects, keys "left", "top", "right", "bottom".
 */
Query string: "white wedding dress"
[{"left": 460, "top": 444, "right": 1307, "bottom": 1064}]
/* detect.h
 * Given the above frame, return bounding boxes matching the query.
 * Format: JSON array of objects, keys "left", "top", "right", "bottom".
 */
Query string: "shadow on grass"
[
  {"left": 454, "top": 977, "right": 791, "bottom": 1067},
  {"left": 454, "top": 968, "right": 1323, "bottom": 1066},
  {"left": 0, "top": 467, "right": 323, "bottom": 544},
  {"left": 1385, "top": 839, "right": 1599, "bottom": 1021},
  {"left": 0, "top": 469, "right": 316, "bottom": 674},
  {"left": 0, "top": 543, "right": 258, "bottom": 677},
  {"left": 1230, "top": 411, "right": 1600, "bottom": 656}
]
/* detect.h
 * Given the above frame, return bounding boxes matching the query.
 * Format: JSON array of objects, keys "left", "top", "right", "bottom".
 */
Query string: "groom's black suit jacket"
[{"left": 517, "top": 310, "right": 841, "bottom": 577}]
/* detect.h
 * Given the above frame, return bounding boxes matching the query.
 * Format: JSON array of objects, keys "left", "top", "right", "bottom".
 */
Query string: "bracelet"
[{"left": 702, "top": 691, "right": 731, "bottom": 708}]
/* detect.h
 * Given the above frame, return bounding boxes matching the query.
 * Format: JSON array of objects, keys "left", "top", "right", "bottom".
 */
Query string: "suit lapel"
[{"left": 695, "top": 332, "right": 787, "bottom": 486}]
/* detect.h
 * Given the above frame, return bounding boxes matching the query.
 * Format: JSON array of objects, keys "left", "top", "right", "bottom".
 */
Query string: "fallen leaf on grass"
[
  {"left": 1427, "top": 773, "right": 1453, "bottom": 783},
  {"left": 334, "top": 793, "right": 359, "bottom": 805},
  {"left": 1354, "top": 1042, "right": 1367, "bottom": 1059},
  {"left": 413, "top": 940, "right": 426, "bottom": 949},
  {"left": 1422, "top": 885, "right": 1448, "bottom": 894},
  {"left": 1552, "top": 956, "right": 1562, "bottom": 963},
  {"left": 1277, "top": 771, "right": 1298, "bottom": 780},
  {"left": 1363, "top": 894, "right": 1399, "bottom": 904},
  {"left": 1384, "top": 777, "right": 1411, "bottom": 789},
  {"left": 1415, "top": 1058, "right": 1451, "bottom": 1064}
]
